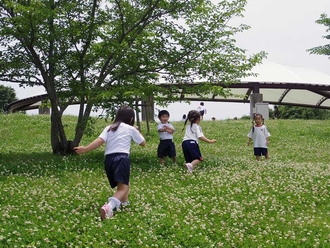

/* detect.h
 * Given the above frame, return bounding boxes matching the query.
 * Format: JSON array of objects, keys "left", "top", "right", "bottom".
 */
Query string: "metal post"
[{"left": 250, "top": 93, "right": 263, "bottom": 119}]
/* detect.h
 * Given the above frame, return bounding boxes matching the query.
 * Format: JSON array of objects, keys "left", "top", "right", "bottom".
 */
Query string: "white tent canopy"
[
  {"left": 243, "top": 60, "right": 330, "bottom": 84},
  {"left": 180, "top": 60, "right": 330, "bottom": 109}
]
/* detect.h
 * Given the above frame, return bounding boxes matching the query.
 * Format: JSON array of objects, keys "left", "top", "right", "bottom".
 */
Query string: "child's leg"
[
  {"left": 112, "top": 182, "right": 129, "bottom": 208},
  {"left": 121, "top": 184, "right": 130, "bottom": 203},
  {"left": 256, "top": 155, "right": 261, "bottom": 161},
  {"left": 159, "top": 157, "right": 165, "bottom": 165},
  {"left": 102, "top": 184, "right": 127, "bottom": 220},
  {"left": 185, "top": 159, "right": 201, "bottom": 173},
  {"left": 171, "top": 156, "right": 177, "bottom": 163},
  {"left": 191, "top": 159, "right": 201, "bottom": 168}
]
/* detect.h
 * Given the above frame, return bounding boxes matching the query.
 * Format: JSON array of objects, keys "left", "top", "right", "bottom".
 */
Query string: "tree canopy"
[
  {"left": 308, "top": 13, "right": 330, "bottom": 59},
  {"left": 0, "top": 85, "right": 17, "bottom": 112},
  {"left": 0, "top": 0, "right": 265, "bottom": 154}
]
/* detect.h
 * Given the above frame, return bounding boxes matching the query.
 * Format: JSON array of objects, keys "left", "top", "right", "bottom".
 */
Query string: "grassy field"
[{"left": 1, "top": 113, "right": 330, "bottom": 247}]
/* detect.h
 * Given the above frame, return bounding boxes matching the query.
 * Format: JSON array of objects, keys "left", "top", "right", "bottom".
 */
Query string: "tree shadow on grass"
[
  {"left": 0, "top": 151, "right": 104, "bottom": 177},
  {"left": 0, "top": 151, "right": 160, "bottom": 177}
]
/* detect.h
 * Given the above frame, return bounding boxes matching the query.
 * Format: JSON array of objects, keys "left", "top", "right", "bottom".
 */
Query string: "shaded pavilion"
[{"left": 5, "top": 60, "right": 330, "bottom": 116}]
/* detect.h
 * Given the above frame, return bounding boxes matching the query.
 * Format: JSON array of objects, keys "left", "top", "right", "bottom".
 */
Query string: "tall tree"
[
  {"left": 0, "top": 85, "right": 17, "bottom": 112},
  {"left": 0, "top": 0, "right": 265, "bottom": 154},
  {"left": 308, "top": 13, "right": 330, "bottom": 59}
]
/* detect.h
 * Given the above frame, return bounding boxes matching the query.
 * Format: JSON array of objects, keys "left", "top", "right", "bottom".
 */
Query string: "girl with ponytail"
[{"left": 181, "top": 110, "right": 216, "bottom": 174}]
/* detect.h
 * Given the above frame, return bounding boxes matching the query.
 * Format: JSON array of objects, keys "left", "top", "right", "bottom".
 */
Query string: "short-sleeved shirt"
[
  {"left": 99, "top": 123, "right": 145, "bottom": 155},
  {"left": 197, "top": 106, "right": 206, "bottom": 115},
  {"left": 157, "top": 123, "right": 175, "bottom": 140},
  {"left": 183, "top": 123, "right": 204, "bottom": 144},
  {"left": 247, "top": 125, "right": 270, "bottom": 148}
]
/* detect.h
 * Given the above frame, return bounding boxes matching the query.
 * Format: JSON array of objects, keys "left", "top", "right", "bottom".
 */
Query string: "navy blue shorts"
[
  {"left": 104, "top": 153, "right": 130, "bottom": 188},
  {"left": 182, "top": 140, "right": 203, "bottom": 163},
  {"left": 254, "top": 147, "right": 268, "bottom": 156},
  {"left": 158, "top": 139, "right": 176, "bottom": 158}
]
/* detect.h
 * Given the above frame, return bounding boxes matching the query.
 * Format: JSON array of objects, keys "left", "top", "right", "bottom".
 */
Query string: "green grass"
[{"left": 1, "top": 114, "right": 330, "bottom": 247}]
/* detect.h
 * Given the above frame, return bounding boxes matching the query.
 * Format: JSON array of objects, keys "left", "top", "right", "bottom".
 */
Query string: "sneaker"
[
  {"left": 100, "top": 203, "right": 114, "bottom": 221},
  {"left": 121, "top": 201, "right": 130, "bottom": 207},
  {"left": 185, "top": 163, "right": 193, "bottom": 174}
]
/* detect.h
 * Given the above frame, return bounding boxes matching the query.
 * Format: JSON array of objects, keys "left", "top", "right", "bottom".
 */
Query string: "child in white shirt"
[
  {"left": 247, "top": 113, "right": 271, "bottom": 161},
  {"left": 157, "top": 110, "right": 176, "bottom": 165},
  {"left": 74, "top": 106, "right": 146, "bottom": 220},
  {"left": 181, "top": 110, "right": 216, "bottom": 173}
]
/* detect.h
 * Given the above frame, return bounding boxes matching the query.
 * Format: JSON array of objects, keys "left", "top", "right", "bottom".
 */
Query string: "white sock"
[{"left": 108, "top": 197, "right": 121, "bottom": 210}]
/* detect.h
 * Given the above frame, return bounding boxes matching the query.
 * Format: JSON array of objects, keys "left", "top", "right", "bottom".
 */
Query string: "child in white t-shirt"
[
  {"left": 197, "top": 102, "right": 207, "bottom": 120},
  {"left": 74, "top": 106, "right": 146, "bottom": 220},
  {"left": 247, "top": 113, "right": 270, "bottom": 161},
  {"left": 181, "top": 110, "right": 216, "bottom": 173},
  {"left": 157, "top": 110, "right": 176, "bottom": 165}
]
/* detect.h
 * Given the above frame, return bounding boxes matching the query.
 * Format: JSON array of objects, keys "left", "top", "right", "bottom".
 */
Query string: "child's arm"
[
  {"left": 139, "top": 140, "right": 146, "bottom": 146},
  {"left": 164, "top": 125, "right": 174, "bottom": 134},
  {"left": 74, "top": 137, "right": 105, "bottom": 154},
  {"left": 134, "top": 126, "right": 146, "bottom": 146},
  {"left": 199, "top": 136, "right": 216, "bottom": 143},
  {"left": 247, "top": 137, "right": 252, "bottom": 146},
  {"left": 159, "top": 125, "right": 174, "bottom": 134},
  {"left": 264, "top": 126, "right": 270, "bottom": 146}
]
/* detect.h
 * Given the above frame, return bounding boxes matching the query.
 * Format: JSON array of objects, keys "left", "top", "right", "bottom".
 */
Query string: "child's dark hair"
[
  {"left": 251, "top": 113, "right": 264, "bottom": 133},
  {"left": 200, "top": 102, "right": 204, "bottom": 106},
  {"left": 108, "top": 106, "right": 135, "bottom": 132},
  {"left": 182, "top": 110, "right": 200, "bottom": 131},
  {"left": 158, "top": 110, "right": 170, "bottom": 119}
]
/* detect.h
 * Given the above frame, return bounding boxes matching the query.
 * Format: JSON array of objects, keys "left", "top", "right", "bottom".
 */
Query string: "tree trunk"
[
  {"left": 50, "top": 109, "right": 75, "bottom": 155},
  {"left": 142, "top": 95, "right": 154, "bottom": 122},
  {"left": 72, "top": 102, "right": 94, "bottom": 148}
]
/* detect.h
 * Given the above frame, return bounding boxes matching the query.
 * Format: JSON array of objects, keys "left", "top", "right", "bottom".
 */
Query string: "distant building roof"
[
  {"left": 181, "top": 60, "right": 330, "bottom": 109},
  {"left": 5, "top": 60, "right": 330, "bottom": 112}
]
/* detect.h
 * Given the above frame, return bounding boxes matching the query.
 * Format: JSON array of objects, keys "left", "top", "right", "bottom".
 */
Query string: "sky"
[{"left": 2, "top": 0, "right": 330, "bottom": 121}]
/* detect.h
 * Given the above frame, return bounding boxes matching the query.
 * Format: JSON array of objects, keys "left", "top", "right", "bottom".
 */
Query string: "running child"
[
  {"left": 74, "top": 106, "right": 146, "bottom": 220},
  {"left": 181, "top": 110, "right": 216, "bottom": 173},
  {"left": 197, "top": 102, "right": 207, "bottom": 120}
]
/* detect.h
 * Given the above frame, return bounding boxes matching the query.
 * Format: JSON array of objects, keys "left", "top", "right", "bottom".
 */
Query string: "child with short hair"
[
  {"left": 197, "top": 102, "right": 207, "bottom": 120},
  {"left": 247, "top": 113, "right": 270, "bottom": 161},
  {"left": 157, "top": 110, "right": 176, "bottom": 165},
  {"left": 74, "top": 106, "right": 146, "bottom": 220},
  {"left": 181, "top": 110, "right": 216, "bottom": 173}
]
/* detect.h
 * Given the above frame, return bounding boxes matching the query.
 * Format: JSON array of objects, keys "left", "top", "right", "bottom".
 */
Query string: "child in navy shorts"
[
  {"left": 157, "top": 110, "right": 176, "bottom": 165},
  {"left": 247, "top": 113, "right": 271, "bottom": 161},
  {"left": 74, "top": 106, "right": 146, "bottom": 220},
  {"left": 181, "top": 110, "right": 216, "bottom": 173}
]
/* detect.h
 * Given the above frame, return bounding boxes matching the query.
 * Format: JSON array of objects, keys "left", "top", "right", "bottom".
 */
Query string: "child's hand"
[
  {"left": 247, "top": 141, "right": 251, "bottom": 146},
  {"left": 74, "top": 146, "right": 86, "bottom": 154},
  {"left": 209, "top": 139, "right": 216, "bottom": 143},
  {"left": 164, "top": 125, "right": 174, "bottom": 134}
]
